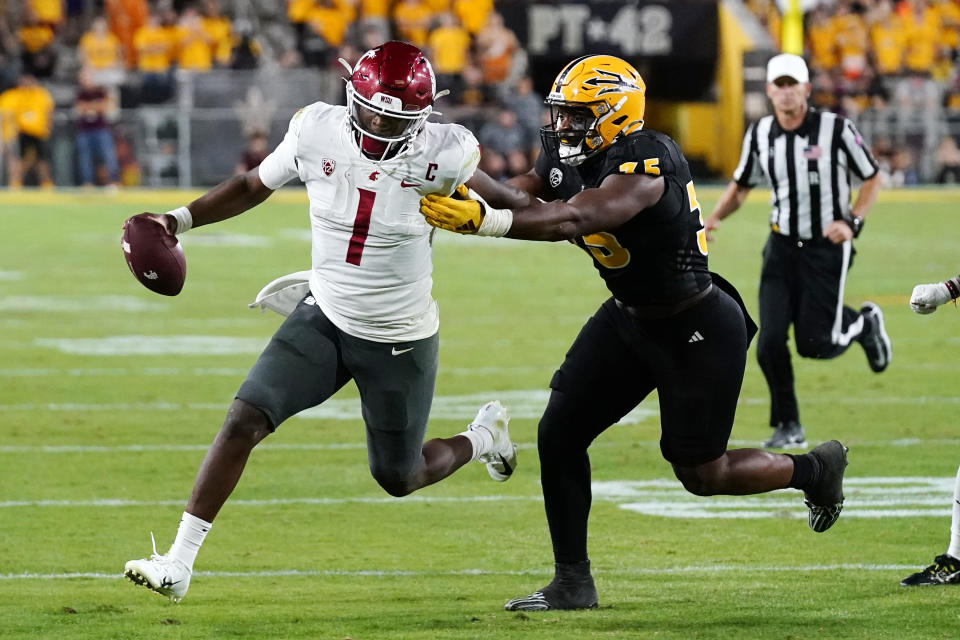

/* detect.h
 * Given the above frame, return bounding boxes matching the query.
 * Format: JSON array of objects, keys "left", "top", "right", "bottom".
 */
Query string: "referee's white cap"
[{"left": 766, "top": 53, "right": 809, "bottom": 83}]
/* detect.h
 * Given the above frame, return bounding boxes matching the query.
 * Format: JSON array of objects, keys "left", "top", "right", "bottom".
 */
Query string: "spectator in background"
[
  {"left": 452, "top": 62, "right": 492, "bottom": 131},
  {"left": 0, "top": 82, "right": 17, "bottom": 184},
  {"left": 426, "top": 12, "right": 470, "bottom": 95},
  {"left": 833, "top": 1, "right": 869, "bottom": 80},
  {"left": 393, "top": 0, "right": 433, "bottom": 48},
  {"left": 176, "top": 7, "right": 215, "bottom": 72},
  {"left": 2, "top": 74, "right": 54, "bottom": 188},
  {"left": 134, "top": 11, "right": 174, "bottom": 103},
  {"left": 475, "top": 11, "right": 518, "bottom": 90},
  {"left": 806, "top": 5, "right": 837, "bottom": 72},
  {"left": 287, "top": 0, "right": 315, "bottom": 51},
  {"left": 302, "top": 0, "right": 349, "bottom": 67},
  {"left": 106, "top": 0, "right": 148, "bottom": 68},
  {"left": 869, "top": 0, "right": 906, "bottom": 90},
  {"left": 74, "top": 67, "right": 119, "bottom": 188},
  {"left": 18, "top": 9, "right": 57, "bottom": 79},
  {"left": 79, "top": 16, "right": 124, "bottom": 79},
  {"left": 359, "top": 0, "right": 391, "bottom": 46},
  {"left": 230, "top": 21, "right": 262, "bottom": 70},
  {"left": 29, "top": 0, "right": 65, "bottom": 29},
  {"left": 896, "top": 0, "right": 943, "bottom": 179},
  {"left": 233, "top": 129, "right": 269, "bottom": 175},
  {"left": 453, "top": 0, "right": 493, "bottom": 36},
  {"left": 201, "top": 0, "right": 233, "bottom": 67},
  {"left": 0, "top": 16, "right": 18, "bottom": 91},
  {"left": 934, "top": 0, "right": 960, "bottom": 62},
  {"left": 477, "top": 106, "right": 528, "bottom": 179},
  {"left": 934, "top": 135, "right": 960, "bottom": 183},
  {"left": 503, "top": 74, "right": 544, "bottom": 163}
]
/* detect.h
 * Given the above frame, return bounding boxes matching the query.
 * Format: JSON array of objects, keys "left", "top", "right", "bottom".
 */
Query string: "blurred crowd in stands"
[
  {"left": 748, "top": 0, "right": 960, "bottom": 184},
  {"left": 7, "top": 0, "right": 960, "bottom": 189},
  {"left": 0, "top": 0, "right": 544, "bottom": 187}
]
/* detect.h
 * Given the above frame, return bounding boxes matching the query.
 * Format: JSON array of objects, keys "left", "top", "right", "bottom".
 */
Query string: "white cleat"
[
  {"left": 469, "top": 400, "right": 517, "bottom": 481},
  {"left": 123, "top": 533, "right": 192, "bottom": 602}
]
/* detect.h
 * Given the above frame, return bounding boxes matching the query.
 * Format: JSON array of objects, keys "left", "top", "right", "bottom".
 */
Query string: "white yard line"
[{"left": 0, "top": 563, "right": 921, "bottom": 581}]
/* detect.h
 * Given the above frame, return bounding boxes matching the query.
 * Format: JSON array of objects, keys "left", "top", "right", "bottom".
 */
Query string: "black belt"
[
  {"left": 770, "top": 231, "right": 833, "bottom": 249},
  {"left": 616, "top": 284, "right": 713, "bottom": 319}
]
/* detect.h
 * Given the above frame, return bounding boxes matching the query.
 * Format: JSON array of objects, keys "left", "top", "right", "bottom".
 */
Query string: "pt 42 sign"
[{"left": 527, "top": 3, "right": 673, "bottom": 57}]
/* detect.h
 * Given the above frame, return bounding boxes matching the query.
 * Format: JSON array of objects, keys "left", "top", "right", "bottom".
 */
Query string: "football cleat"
[
  {"left": 858, "top": 302, "right": 891, "bottom": 373},
  {"left": 901, "top": 554, "right": 960, "bottom": 586},
  {"left": 763, "top": 421, "right": 807, "bottom": 449},
  {"left": 124, "top": 533, "right": 192, "bottom": 602},
  {"left": 803, "top": 440, "right": 848, "bottom": 533},
  {"left": 469, "top": 401, "right": 517, "bottom": 481},
  {"left": 505, "top": 561, "right": 598, "bottom": 611}
]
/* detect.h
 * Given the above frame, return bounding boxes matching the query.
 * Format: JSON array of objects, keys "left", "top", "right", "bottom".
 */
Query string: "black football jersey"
[{"left": 535, "top": 129, "right": 712, "bottom": 307}]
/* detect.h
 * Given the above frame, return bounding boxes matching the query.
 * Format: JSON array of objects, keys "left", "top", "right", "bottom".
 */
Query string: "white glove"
[{"left": 910, "top": 283, "right": 953, "bottom": 314}]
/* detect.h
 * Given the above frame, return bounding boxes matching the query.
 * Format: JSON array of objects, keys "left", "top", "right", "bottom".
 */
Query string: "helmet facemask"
[
  {"left": 540, "top": 55, "right": 647, "bottom": 167},
  {"left": 346, "top": 83, "right": 432, "bottom": 160},
  {"left": 544, "top": 102, "right": 604, "bottom": 166}
]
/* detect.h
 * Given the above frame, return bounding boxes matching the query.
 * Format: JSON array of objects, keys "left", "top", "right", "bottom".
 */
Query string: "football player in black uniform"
[{"left": 420, "top": 55, "right": 849, "bottom": 611}]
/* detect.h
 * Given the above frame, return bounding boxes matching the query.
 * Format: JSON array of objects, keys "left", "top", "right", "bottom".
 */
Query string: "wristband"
[
  {"left": 466, "top": 188, "right": 513, "bottom": 237},
  {"left": 845, "top": 215, "right": 864, "bottom": 238},
  {"left": 945, "top": 277, "right": 960, "bottom": 300},
  {"left": 167, "top": 206, "right": 193, "bottom": 235}
]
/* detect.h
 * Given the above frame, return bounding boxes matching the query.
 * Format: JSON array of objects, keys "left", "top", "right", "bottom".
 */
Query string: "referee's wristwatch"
[{"left": 846, "top": 215, "right": 864, "bottom": 238}]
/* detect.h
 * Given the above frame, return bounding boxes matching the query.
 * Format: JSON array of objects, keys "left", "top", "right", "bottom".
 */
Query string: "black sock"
[{"left": 787, "top": 453, "right": 821, "bottom": 489}]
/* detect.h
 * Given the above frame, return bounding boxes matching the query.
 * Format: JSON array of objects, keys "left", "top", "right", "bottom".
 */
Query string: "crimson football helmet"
[{"left": 343, "top": 41, "right": 438, "bottom": 160}]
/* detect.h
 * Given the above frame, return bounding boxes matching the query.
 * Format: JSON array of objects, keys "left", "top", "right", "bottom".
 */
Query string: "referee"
[{"left": 704, "top": 53, "right": 890, "bottom": 450}]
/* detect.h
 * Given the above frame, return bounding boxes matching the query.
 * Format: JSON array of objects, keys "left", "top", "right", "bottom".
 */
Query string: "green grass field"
[{"left": 2, "top": 186, "right": 960, "bottom": 639}]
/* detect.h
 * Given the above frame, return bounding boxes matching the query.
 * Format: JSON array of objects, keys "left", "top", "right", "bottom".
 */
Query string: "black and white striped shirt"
[{"left": 733, "top": 108, "right": 878, "bottom": 241}]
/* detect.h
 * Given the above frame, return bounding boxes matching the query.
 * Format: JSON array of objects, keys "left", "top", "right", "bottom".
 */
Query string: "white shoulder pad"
[
  {"left": 423, "top": 122, "right": 482, "bottom": 196},
  {"left": 248, "top": 270, "right": 312, "bottom": 317}
]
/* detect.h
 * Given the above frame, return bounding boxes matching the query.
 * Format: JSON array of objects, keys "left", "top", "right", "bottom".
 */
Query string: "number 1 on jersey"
[{"left": 347, "top": 188, "right": 376, "bottom": 265}]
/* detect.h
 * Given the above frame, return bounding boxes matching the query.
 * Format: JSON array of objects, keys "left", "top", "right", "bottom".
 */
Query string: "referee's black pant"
[{"left": 756, "top": 233, "right": 867, "bottom": 427}]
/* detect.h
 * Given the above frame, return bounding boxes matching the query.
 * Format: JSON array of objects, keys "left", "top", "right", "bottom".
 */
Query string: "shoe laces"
[
  {"left": 930, "top": 554, "right": 960, "bottom": 573},
  {"left": 149, "top": 531, "right": 161, "bottom": 560}
]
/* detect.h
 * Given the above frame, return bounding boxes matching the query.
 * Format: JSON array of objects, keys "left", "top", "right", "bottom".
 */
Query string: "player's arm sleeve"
[
  {"left": 257, "top": 108, "right": 306, "bottom": 189},
  {"left": 732, "top": 123, "right": 763, "bottom": 188},
  {"left": 840, "top": 118, "right": 879, "bottom": 180}
]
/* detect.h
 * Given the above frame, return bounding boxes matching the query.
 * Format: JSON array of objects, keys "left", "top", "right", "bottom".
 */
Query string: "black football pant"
[
  {"left": 538, "top": 285, "right": 752, "bottom": 564},
  {"left": 756, "top": 233, "right": 866, "bottom": 427}
]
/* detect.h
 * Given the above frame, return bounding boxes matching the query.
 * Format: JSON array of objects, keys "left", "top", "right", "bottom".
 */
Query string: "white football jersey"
[{"left": 258, "top": 103, "right": 481, "bottom": 342}]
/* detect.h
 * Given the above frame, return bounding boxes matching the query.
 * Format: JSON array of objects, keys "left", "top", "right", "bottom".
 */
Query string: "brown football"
[{"left": 121, "top": 214, "right": 186, "bottom": 296}]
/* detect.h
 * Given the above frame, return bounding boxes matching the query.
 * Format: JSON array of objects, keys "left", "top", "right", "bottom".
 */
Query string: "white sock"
[
  {"left": 460, "top": 427, "right": 494, "bottom": 461},
  {"left": 947, "top": 465, "right": 960, "bottom": 560},
  {"left": 167, "top": 511, "right": 212, "bottom": 570}
]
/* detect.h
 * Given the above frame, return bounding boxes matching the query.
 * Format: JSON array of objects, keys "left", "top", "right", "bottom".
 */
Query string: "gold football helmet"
[{"left": 542, "top": 55, "right": 646, "bottom": 166}]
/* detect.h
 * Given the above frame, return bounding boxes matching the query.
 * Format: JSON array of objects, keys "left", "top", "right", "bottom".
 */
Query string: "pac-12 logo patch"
[
  {"left": 549, "top": 167, "right": 563, "bottom": 188},
  {"left": 322, "top": 158, "right": 336, "bottom": 176}
]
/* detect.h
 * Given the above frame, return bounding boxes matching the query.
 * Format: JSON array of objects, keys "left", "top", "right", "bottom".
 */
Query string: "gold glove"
[{"left": 420, "top": 185, "right": 486, "bottom": 234}]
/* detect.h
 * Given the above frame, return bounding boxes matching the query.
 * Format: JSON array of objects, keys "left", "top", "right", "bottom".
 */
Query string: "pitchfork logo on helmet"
[
  {"left": 341, "top": 41, "right": 438, "bottom": 160},
  {"left": 541, "top": 55, "right": 646, "bottom": 166}
]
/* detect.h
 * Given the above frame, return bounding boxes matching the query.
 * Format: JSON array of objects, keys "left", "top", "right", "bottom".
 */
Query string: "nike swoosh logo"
[
  {"left": 400, "top": 180, "right": 421, "bottom": 188},
  {"left": 391, "top": 347, "right": 414, "bottom": 356}
]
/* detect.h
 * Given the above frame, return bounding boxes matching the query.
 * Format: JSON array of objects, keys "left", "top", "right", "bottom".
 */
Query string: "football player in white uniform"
[
  {"left": 122, "top": 41, "right": 517, "bottom": 603},
  {"left": 902, "top": 275, "right": 960, "bottom": 586}
]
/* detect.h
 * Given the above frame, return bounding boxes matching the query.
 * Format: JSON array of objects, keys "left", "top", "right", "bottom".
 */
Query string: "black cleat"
[
  {"left": 505, "top": 561, "right": 598, "bottom": 611},
  {"left": 764, "top": 421, "right": 807, "bottom": 449},
  {"left": 803, "top": 440, "right": 848, "bottom": 532},
  {"left": 858, "top": 302, "right": 891, "bottom": 373},
  {"left": 901, "top": 554, "right": 960, "bottom": 586}
]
